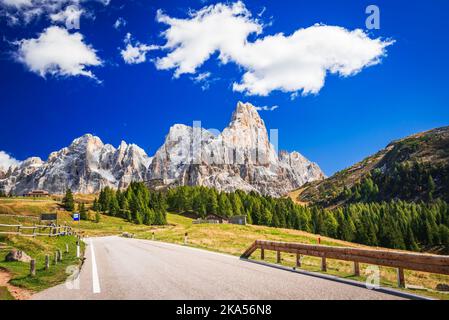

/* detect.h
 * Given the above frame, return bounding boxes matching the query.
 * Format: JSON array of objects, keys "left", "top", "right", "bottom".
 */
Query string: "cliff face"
[
  {"left": 147, "top": 102, "right": 324, "bottom": 197},
  {"left": 0, "top": 102, "right": 324, "bottom": 197},
  {"left": 0, "top": 135, "right": 152, "bottom": 195}
]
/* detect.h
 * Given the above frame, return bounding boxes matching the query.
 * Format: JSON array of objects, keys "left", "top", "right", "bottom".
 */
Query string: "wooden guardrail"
[
  {"left": 0, "top": 223, "right": 78, "bottom": 237},
  {"left": 241, "top": 240, "right": 449, "bottom": 287}
]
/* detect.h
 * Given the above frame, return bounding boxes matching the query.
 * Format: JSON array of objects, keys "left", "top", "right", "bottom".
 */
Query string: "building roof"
[{"left": 27, "top": 190, "right": 50, "bottom": 194}]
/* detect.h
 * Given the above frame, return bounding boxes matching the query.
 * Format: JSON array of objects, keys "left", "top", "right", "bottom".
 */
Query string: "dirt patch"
[{"left": 0, "top": 268, "right": 33, "bottom": 300}]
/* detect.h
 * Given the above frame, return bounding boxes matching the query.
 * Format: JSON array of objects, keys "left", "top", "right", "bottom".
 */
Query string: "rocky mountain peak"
[
  {"left": 71, "top": 133, "right": 102, "bottom": 146},
  {"left": 230, "top": 101, "right": 265, "bottom": 130},
  {"left": 0, "top": 103, "right": 324, "bottom": 197}
]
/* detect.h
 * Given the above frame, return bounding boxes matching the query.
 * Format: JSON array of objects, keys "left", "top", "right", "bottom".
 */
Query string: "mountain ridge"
[
  {"left": 0, "top": 102, "right": 324, "bottom": 197},
  {"left": 295, "top": 125, "right": 449, "bottom": 206}
]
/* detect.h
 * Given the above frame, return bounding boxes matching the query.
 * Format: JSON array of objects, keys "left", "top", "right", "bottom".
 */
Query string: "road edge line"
[{"left": 90, "top": 239, "right": 101, "bottom": 294}]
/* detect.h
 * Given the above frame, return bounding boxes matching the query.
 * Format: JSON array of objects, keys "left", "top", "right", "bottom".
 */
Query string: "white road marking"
[{"left": 90, "top": 239, "right": 101, "bottom": 294}]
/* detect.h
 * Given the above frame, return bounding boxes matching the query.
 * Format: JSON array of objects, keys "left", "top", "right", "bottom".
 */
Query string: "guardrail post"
[
  {"left": 277, "top": 250, "right": 281, "bottom": 264},
  {"left": 30, "top": 259, "right": 36, "bottom": 276},
  {"left": 45, "top": 255, "right": 50, "bottom": 271},
  {"left": 260, "top": 248, "right": 265, "bottom": 260},
  {"left": 321, "top": 256, "right": 327, "bottom": 272},
  {"left": 58, "top": 249, "right": 62, "bottom": 261},
  {"left": 296, "top": 253, "right": 301, "bottom": 268},
  {"left": 54, "top": 251, "right": 58, "bottom": 265},
  {"left": 184, "top": 232, "right": 188, "bottom": 245},
  {"left": 397, "top": 268, "right": 405, "bottom": 288},
  {"left": 354, "top": 261, "right": 360, "bottom": 276},
  {"left": 65, "top": 243, "right": 69, "bottom": 253},
  {"left": 152, "top": 232, "right": 155, "bottom": 241},
  {"left": 76, "top": 241, "right": 80, "bottom": 258}
]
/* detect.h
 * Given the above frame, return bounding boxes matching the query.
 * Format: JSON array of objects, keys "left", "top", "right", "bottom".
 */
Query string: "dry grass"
[{"left": 286, "top": 188, "right": 309, "bottom": 205}]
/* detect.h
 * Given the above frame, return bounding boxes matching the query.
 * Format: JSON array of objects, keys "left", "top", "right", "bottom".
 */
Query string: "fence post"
[
  {"left": 354, "top": 261, "right": 360, "bottom": 276},
  {"left": 296, "top": 253, "right": 301, "bottom": 268},
  {"left": 17, "top": 225, "right": 21, "bottom": 235},
  {"left": 76, "top": 241, "right": 80, "bottom": 258},
  {"left": 32, "top": 225, "right": 36, "bottom": 237},
  {"left": 397, "top": 268, "right": 405, "bottom": 288},
  {"left": 30, "top": 259, "right": 36, "bottom": 276},
  {"left": 54, "top": 251, "right": 58, "bottom": 265},
  {"left": 321, "top": 256, "right": 327, "bottom": 272},
  {"left": 184, "top": 232, "right": 188, "bottom": 245},
  {"left": 45, "top": 255, "right": 50, "bottom": 271},
  {"left": 49, "top": 227, "right": 52, "bottom": 237},
  {"left": 260, "top": 248, "right": 265, "bottom": 260},
  {"left": 276, "top": 251, "right": 281, "bottom": 264},
  {"left": 152, "top": 232, "right": 155, "bottom": 241},
  {"left": 66, "top": 243, "right": 69, "bottom": 253},
  {"left": 58, "top": 249, "right": 62, "bottom": 261}
]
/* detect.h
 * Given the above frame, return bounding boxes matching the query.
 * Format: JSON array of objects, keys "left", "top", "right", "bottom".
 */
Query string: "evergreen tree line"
[
  {"left": 339, "top": 162, "right": 449, "bottom": 205},
  {"left": 95, "top": 182, "right": 167, "bottom": 225},
  {"left": 93, "top": 183, "right": 449, "bottom": 251},
  {"left": 163, "top": 185, "right": 449, "bottom": 251}
]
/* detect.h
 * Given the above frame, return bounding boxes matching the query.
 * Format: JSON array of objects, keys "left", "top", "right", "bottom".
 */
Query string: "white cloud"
[
  {"left": 1, "top": 0, "right": 32, "bottom": 8},
  {"left": 113, "top": 17, "right": 126, "bottom": 29},
  {"left": 154, "top": 1, "right": 394, "bottom": 96},
  {"left": 0, "top": 0, "right": 109, "bottom": 24},
  {"left": 193, "top": 72, "right": 211, "bottom": 82},
  {"left": 232, "top": 25, "right": 394, "bottom": 96},
  {"left": 120, "top": 33, "right": 158, "bottom": 64},
  {"left": 192, "top": 72, "right": 214, "bottom": 90},
  {"left": 255, "top": 105, "right": 279, "bottom": 111},
  {"left": 155, "top": 1, "right": 262, "bottom": 77},
  {"left": 50, "top": 4, "right": 84, "bottom": 28},
  {"left": 0, "top": 151, "right": 20, "bottom": 171},
  {"left": 16, "top": 26, "right": 102, "bottom": 79}
]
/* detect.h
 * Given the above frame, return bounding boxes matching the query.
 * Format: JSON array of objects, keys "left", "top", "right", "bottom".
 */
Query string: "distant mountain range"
[
  {"left": 0, "top": 102, "right": 324, "bottom": 197},
  {"left": 296, "top": 126, "right": 449, "bottom": 206}
]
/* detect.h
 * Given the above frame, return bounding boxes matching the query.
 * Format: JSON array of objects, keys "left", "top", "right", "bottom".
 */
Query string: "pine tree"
[
  {"left": 95, "top": 211, "right": 101, "bottom": 223},
  {"left": 92, "top": 198, "right": 99, "bottom": 212},
  {"left": 428, "top": 174, "right": 436, "bottom": 202},
  {"left": 62, "top": 189, "right": 75, "bottom": 211},
  {"left": 79, "top": 202, "right": 88, "bottom": 220},
  {"left": 108, "top": 195, "right": 120, "bottom": 216}
]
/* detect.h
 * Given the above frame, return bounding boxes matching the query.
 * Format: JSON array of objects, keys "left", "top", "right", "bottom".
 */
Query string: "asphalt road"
[{"left": 32, "top": 236, "right": 406, "bottom": 300}]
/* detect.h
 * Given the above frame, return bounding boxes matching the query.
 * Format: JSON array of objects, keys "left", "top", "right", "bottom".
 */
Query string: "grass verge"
[{"left": 0, "top": 234, "right": 85, "bottom": 295}]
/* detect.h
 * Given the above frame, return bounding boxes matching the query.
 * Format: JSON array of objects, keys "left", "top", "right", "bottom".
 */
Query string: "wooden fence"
[
  {"left": 241, "top": 240, "right": 449, "bottom": 287},
  {"left": 0, "top": 223, "right": 77, "bottom": 237}
]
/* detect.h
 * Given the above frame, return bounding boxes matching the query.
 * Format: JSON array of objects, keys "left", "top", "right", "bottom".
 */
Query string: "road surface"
[{"left": 33, "top": 236, "right": 406, "bottom": 300}]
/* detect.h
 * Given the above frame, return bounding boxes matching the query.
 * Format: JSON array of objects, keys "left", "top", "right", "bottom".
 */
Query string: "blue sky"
[{"left": 0, "top": 0, "right": 448, "bottom": 176}]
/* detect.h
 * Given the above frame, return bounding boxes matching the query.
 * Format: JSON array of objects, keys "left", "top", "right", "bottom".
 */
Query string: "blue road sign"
[{"left": 73, "top": 213, "right": 80, "bottom": 221}]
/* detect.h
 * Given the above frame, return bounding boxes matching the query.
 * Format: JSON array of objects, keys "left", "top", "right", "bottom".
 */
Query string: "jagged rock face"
[
  {"left": 147, "top": 102, "right": 324, "bottom": 197},
  {"left": 0, "top": 102, "right": 324, "bottom": 197},
  {"left": 0, "top": 135, "right": 151, "bottom": 195}
]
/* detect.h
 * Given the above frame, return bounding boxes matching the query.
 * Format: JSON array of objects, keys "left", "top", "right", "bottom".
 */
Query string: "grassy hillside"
[
  {"left": 295, "top": 126, "right": 449, "bottom": 207},
  {"left": 1, "top": 197, "right": 449, "bottom": 299}
]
